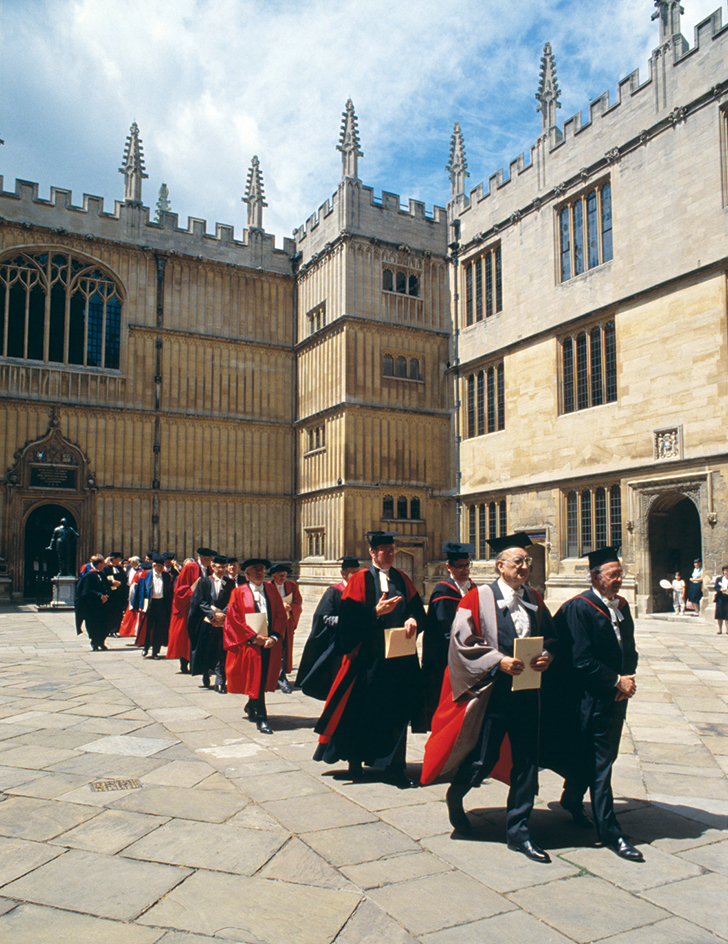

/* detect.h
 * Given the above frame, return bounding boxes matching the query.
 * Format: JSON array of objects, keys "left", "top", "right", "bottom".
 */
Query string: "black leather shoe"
[
  {"left": 384, "top": 769, "right": 416, "bottom": 790},
  {"left": 446, "top": 785, "right": 472, "bottom": 835},
  {"left": 202, "top": 675, "right": 211, "bottom": 688},
  {"left": 607, "top": 837, "right": 644, "bottom": 862},
  {"left": 278, "top": 678, "right": 292, "bottom": 694},
  {"left": 508, "top": 839, "right": 551, "bottom": 863},
  {"left": 560, "top": 794, "right": 594, "bottom": 829},
  {"left": 100, "top": 643, "right": 109, "bottom": 651},
  {"left": 244, "top": 701, "right": 258, "bottom": 721},
  {"left": 214, "top": 682, "right": 227, "bottom": 694},
  {"left": 257, "top": 719, "right": 273, "bottom": 734}
]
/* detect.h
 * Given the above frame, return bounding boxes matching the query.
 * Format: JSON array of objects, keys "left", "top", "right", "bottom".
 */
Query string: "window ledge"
[
  {"left": 382, "top": 375, "right": 424, "bottom": 384},
  {"left": 304, "top": 447, "right": 327, "bottom": 457},
  {"left": 558, "top": 258, "right": 613, "bottom": 286}
]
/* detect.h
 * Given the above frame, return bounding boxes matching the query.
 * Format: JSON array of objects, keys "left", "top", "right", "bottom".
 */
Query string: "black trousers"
[
  {"left": 249, "top": 647, "right": 270, "bottom": 720},
  {"left": 585, "top": 698, "right": 628, "bottom": 845},
  {"left": 454, "top": 677, "right": 539, "bottom": 844},
  {"left": 145, "top": 599, "right": 168, "bottom": 656}
]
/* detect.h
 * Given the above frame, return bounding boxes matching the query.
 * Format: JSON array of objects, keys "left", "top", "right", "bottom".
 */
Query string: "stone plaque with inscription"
[{"left": 30, "top": 466, "right": 77, "bottom": 489}]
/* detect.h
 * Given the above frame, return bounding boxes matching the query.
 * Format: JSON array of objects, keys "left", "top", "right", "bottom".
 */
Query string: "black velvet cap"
[
  {"left": 443, "top": 541, "right": 474, "bottom": 561},
  {"left": 487, "top": 532, "right": 533, "bottom": 554},
  {"left": 213, "top": 556, "right": 228, "bottom": 565},
  {"left": 340, "top": 557, "right": 361, "bottom": 569},
  {"left": 149, "top": 553, "right": 165, "bottom": 564},
  {"left": 109, "top": 551, "right": 123, "bottom": 559},
  {"left": 162, "top": 552, "right": 176, "bottom": 561},
  {"left": 366, "top": 531, "right": 398, "bottom": 548},
  {"left": 269, "top": 563, "right": 292, "bottom": 575},
  {"left": 197, "top": 547, "right": 217, "bottom": 557},
  {"left": 141, "top": 561, "right": 153, "bottom": 570},
  {"left": 242, "top": 558, "right": 272, "bottom": 570},
  {"left": 585, "top": 546, "right": 621, "bottom": 569}
]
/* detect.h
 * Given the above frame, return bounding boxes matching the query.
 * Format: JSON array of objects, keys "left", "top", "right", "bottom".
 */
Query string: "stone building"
[
  {"left": 450, "top": 1, "right": 728, "bottom": 613},
  {"left": 0, "top": 113, "right": 454, "bottom": 599},
  {"left": 0, "top": 125, "right": 298, "bottom": 597}
]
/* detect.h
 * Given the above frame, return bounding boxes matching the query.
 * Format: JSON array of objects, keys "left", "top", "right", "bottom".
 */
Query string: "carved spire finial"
[
  {"left": 154, "top": 183, "right": 171, "bottom": 222},
  {"left": 243, "top": 155, "right": 268, "bottom": 230},
  {"left": 536, "top": 42, "right": 561, "bottom": 133},
  {"left": 446, "top": 122, "right": 469, "bottom": 201},
  {"left": 337, "top": 99, "right": 363, "bottom": 180},
  {"left": 651, "top": 0, "right": 685, "bottom": 44},
  {"left": 119, "top": 122, "right": 148, "bottom": 205}
]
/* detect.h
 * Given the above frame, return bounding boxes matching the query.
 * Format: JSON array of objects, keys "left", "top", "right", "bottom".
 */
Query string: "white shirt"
[
  {"left": 374, "top": 567, "right": 391, "bottom": 595},
  {"left": 212, "top": 575, "right": 223, "bottom": 600},
  {"left": 151, "top": 570, "right": 164, "bottom": 599},
  {"left": 275, "top": 581, "right": 287, "bottom": 600},
  {"left": 497, "top": 577, "right": 531, "bottom": 638},
  {"left": 594, "top": 588, "right": 623, "bottom": 645},
  {"left": 248, "top": 581, "right": 268, "bottom": 614}
]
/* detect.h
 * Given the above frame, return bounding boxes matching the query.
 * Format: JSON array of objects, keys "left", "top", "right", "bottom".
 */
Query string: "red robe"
[
  {"left": 119, "top": 568, "right": 143, "bottom": 638},
  {"left": 223, "top": 582, "right": 287, "bottom": 697},
  {"left": 267, "top": 578, "right": 303, "bottom": 675},
  {"left": 166, "top": 559, "right": 203, "bottom": 660}
]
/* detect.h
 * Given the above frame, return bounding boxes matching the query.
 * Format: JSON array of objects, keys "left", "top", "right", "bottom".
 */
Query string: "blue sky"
[{"left": 1, "top": 0, "right": 723, "bottom": 245}]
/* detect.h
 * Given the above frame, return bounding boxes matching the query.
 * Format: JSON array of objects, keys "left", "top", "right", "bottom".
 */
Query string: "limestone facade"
[{"left": 451, "top": 4, "right": 728, "bottom": 613}]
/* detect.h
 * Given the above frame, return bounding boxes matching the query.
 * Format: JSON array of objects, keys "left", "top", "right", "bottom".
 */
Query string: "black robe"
[
  {"left": 422, "top": 577, "right": 471, "bottom": 730},
  {"left": 295, "top": 581, "right": 346, "bottom": 700},
  {"left": 75, "top": 569, "right": 111, "bottom": 644},
  {"left": 189, "top": 575, "right": 235, "bottom": 676},
  {"left": 314, "top": 565, "right": 426, "bottom": 767}
]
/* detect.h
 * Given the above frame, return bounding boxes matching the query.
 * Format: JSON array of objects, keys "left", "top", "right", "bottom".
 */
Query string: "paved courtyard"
[{"left": 0, "top": 604, "right": 725, "bottom": 943}]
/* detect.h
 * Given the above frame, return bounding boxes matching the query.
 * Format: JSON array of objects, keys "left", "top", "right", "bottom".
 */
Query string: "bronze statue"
[{"left": 47, "top": 518, "right": 79, "bottom": 576}]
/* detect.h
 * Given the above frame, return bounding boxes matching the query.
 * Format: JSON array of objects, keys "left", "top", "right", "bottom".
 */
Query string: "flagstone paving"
[{"left": 0, "top": 606, "right": 725, "bottom": 942}]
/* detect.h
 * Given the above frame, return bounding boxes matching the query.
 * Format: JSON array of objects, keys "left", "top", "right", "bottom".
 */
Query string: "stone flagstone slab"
[
  {"left": 421, "top": 833, "right": 580, "bottom": 893},
  {"left": 79, "top": 734, "right": 178, "bottom": 756},
  {"left": 508, "top": 875, "right": 670, "bottom": 943},
  {"left": 678, "top": 838, "right": 728, "bottom": 876},
  {"left": 1, "top": 848, "right": 192, "bottom": 921},
  {"left": 122, "top": 819, "right": 288, "bottom": 874},
  {"left": 107, "top": 784, "right": 249, "bottom": 822},
  {"left": 257, "top": 836, "right": 354, "bottom": 889},
  {"left": 301, "top": 821, "right": 420, "bottom": 867},
  {"left": 640, "top": 872, "right": 728, "bottom": 938},
  {"left": 593, "top": 916, "right": 727, "bottom": 944},
  {"left": 419, "top": 908, "right": 576, "bottom": 944},
  {"left": 340, "top": 851, "right": 453, "bottom": 889},
  {"left": 262, "top": 792, "right": 376, "bottom": 833},
  {"left": 334, "top": 898, "right": 420, "bottom": 944},
  {"left": 50, "top": 808, "right": 169, "bottom": 854},
  {"left": 561, "top": 842, "right": 703, "bottom": 891},
  {"left": 0, "top": 795, "right": 97, "bottom": 841},
  {"left": 0, "top": 837, "right": 64, "bottom": 885},
  {"left": 367, "top": 869, "right": 515, "bottom": 936},
  {"left": 0, "top": 903, "right": 164, "bottom": 944},
  {"left": 137, "top": 869, "right": 361, "bottom": 943}
]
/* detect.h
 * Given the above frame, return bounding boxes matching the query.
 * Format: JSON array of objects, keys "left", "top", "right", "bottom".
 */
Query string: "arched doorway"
[
  {"left": 648, "top": 493, "right": 701, "bottom": 612},
  {"left": 23, "top": 505, "right": 78, "bottom": 600}
]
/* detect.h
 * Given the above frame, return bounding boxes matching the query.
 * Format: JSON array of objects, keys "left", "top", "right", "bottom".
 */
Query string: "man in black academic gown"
[
  {"left": 75, "top": 554, "right": 112, "bottom": 651},
  {"left": 102, "top": 552, "right": 126, "bottom": 637},
  {"left": 555, "top": 547, "right": 643, "bottom": 862},
  {"left": 295, "top": 556, "right": 361, "bottom": 700},
  {"left": 188, "top": 556, "right": 236, "bottom": 691},
  {"left": 131, "top": 554, "right": 174, "bottom": 659},
  {"left": 422, "top": 542, "right": 475, "bottom": 729},
  {"left": 314, "top": 532, "right": 426, "bottom": 788}
]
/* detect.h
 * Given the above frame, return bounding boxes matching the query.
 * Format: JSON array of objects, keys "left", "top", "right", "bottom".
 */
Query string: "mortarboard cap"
[
  {"left": 340, "top": 557, "right": 361, "bottom": 569},
  {"left": 162, "top": 552, "right": 176, "bottom": 561},
  {"left": 227, "top": 556, "right": 238, "bottom": 564},
  {"left": 366, "top": 531, "right": 398, "bottom": 548},
  {"left": 149, "top": 553, "right": 165, "bottom": 564},
  {"left": 141, "top": 561, "right": 153, "bottom": 570},
  {"left": 242, "top": 557, "right": 272, "bottom": 570},
  {"left": 213, "top": 556, "right": 228, "bottom": 565},
  {"left": 443, "top": 541, "right": 474, "bottom": 561},
  {"left": 109, "top": 551, "right": 123, "bottom": 559},
  {"left": 197, "top": 547, "right": 217, "bottom": 557},
  {"left": 487, "top": 532, "right": 533, "bottom": 555},
  {"left": 585, "top": 546, "right": 621, "bottom": 569}
]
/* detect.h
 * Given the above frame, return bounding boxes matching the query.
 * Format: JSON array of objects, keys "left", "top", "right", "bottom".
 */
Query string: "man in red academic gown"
[
  {"left": 166, "top": 546, "right": 216, "bottom": 673},
  {"left": 422, "top": 533, "right": 555, "bottom": 862},
  {"left": 314, "top": 531, "right": 426, "bottom": 788},
  {"left": 267, "top": 563, "right": 303, "bottom": 694},
  {"left": 223, "top": 558, "right": 287, "bottom": 734}
]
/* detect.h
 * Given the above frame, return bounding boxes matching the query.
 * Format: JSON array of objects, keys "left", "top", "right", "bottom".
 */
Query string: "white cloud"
[{"left": 1, "top": 0, "right": 723, "bottom": 242}]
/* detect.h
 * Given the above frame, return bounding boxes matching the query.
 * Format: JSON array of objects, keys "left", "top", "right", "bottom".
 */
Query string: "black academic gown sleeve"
[{"left": 295, "top": 584, "right": 344, "bottom": 699}]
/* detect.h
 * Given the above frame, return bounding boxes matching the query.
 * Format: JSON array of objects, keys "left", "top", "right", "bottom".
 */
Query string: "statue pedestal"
[
  {"left": 0, "top": 559, "right": 12, "bottom": 604},
  {"left": 50, "top": 575, "right": 76, "bottom": 609}
]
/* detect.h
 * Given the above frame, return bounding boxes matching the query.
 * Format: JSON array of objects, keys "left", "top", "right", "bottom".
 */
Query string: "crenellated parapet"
[
  {"left": 0, "top": 177, "right": 295, "bottom": 274},
  {"left": 454, "top": 5, "right": 727, "bottom": 245},
  {"left": 293, "top": 180, "right": 447, "bottom": 267}
]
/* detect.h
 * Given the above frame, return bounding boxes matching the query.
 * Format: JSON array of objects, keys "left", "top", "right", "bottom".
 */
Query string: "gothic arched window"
[
  {"left": 397, "top": 495, "right": 408, "bottom": 519},
  {"left": 383, "top": 269, "right": 393, "bottom": 291},
  {"left": 383, "top": 354, "right": 394, "bottom": 376},
  {"left": 410, "top": 497, "right": 421, "bottom": 519},
  {"left": 396, "top": 272, "right": 406, "bottom": 294},
  {"left": 408, "top": 275, "right": 418, "bottom": 296},
  {"left": 383, "top": 495, "right": 394, "bottom": 519},
  {"left": 0, "top": 251, "right": 122, "bottom": 369},
  {"left": 409, "top": 358, "right": 420, "bottom": 380},
  {"left": 396, "top": 356, "right": 407, "bottom": 378}
]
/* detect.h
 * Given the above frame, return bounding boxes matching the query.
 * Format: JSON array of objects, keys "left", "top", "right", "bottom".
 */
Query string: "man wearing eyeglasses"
[
  {"left": 423, "top": 532, "right": 556, "bottom": 863},
  {"left": 555, "top": 547, "right": 642, "bottom": 862}
]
